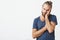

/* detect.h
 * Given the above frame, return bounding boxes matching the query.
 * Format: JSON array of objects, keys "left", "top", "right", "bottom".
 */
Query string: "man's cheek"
[
  {"left": 42, "top": 12, "right": 46, "bottom": 17},
  {"left": 47, "top": 11, "right": 50, "bottom": 15}
]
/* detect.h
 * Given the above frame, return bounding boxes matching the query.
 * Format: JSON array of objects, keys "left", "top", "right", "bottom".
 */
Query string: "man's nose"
[{"left": 44, "top": 10, "right": 47, "bottom": 13}]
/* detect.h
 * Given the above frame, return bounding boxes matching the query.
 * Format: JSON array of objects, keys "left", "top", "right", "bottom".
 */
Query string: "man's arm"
[
  {"left": 45, "top": 12, "right": 56, "bottom": 33},
  {"left": 45, "top": 17, "right": 56, "bottom": 33},
  {"left": 32, "top": 25, "right": 47, "bottom": 39}
]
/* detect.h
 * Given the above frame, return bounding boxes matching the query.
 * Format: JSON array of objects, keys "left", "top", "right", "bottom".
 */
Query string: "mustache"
[
  {"left": 42, "top": 12, "right": 50, "bottom": 17},
  {"left": 42, "top": 12, "right": 46, "bottom": 16}
]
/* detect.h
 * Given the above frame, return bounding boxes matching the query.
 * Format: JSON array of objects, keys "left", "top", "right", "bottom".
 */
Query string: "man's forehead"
[
  {"left": 43, "top": 4, "right": 50, "bottom": 8},
  {"left": 42, "top": 4, "right": 51, "bottom": 10}
]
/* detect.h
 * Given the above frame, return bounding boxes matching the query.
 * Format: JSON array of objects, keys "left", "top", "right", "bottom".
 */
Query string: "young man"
[{"left": 32, "top": 1, "right": 58, "bottom": 40}]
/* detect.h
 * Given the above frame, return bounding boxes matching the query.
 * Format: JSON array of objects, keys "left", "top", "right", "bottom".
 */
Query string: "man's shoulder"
[
  {"left": 34, "top": 16, "right": 40, "bottom": 20},
  {"left": 49, "top": 14, "right": 57, "bottom": 18}
]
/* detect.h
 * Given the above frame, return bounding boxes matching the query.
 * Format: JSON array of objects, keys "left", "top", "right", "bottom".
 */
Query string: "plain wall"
[{"left": 0, "top": 0, "right": 60, "bottom": 40}]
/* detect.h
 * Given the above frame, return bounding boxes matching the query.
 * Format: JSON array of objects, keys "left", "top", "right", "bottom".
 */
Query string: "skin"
[{"left": 32, "top": 4, "right": 56, "bottom": 39}]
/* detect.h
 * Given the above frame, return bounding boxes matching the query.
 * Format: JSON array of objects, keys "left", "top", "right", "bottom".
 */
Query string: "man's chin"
[{"left": 42, "top": 14, "right": 45, "bottom": 17}]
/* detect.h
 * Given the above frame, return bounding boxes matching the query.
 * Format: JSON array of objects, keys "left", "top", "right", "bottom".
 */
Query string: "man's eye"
[{"left": 43, "top": 8, "right": 45, "bottom": 10}]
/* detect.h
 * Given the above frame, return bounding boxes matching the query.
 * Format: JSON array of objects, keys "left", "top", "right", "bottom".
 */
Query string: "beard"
[{"left": 41, "top": 11, "right": 46, "bottom": 17}]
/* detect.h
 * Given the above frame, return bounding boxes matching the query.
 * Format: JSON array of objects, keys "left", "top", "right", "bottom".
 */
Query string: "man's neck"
[{"left": 40, "top": 15, "right": 45, "bottom": 22}]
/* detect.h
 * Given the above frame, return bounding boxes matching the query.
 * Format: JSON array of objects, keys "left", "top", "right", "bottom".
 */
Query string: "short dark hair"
[{"left": 43, "top": 1, "right": 53, "bottom": 8}]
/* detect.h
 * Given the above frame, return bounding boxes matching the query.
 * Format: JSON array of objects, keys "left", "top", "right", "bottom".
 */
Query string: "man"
[{"left": 32, "top": 1, "right": 58, "bottom": 40}]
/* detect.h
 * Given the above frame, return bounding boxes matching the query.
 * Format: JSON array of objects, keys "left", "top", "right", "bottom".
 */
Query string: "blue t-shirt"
[{"left": 33, "top": 14, "right": 58, "bottom": 40}]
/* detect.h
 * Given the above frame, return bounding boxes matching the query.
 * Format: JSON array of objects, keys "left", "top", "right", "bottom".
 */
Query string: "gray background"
[{"left": 0, "top": 0, "right": 60, "bottom": 40}]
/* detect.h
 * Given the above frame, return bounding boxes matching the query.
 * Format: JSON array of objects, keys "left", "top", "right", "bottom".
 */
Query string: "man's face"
[{"left": 41, "top": 4, "right": 51, "bottom": 17}]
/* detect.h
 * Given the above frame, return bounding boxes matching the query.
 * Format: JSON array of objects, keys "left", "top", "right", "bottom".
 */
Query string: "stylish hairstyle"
[{"left": 43, "top": 1, "right": 53, "bottom": 8}]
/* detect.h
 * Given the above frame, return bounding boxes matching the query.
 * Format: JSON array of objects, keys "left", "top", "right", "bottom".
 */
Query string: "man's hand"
[
  {"left": 45, "top": 10, "right": 50, "bottom": 20},
  {"left": 44, "top": 10, "right": 56, "bottom": 33}
]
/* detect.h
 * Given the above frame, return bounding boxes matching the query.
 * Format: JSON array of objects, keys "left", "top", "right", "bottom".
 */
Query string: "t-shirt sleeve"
[
  {"left": 50, "top": 15, "right": 58, "bottom": 25},
  {"left": 32, "top": 18, "right": 38, "bottom": 29}
]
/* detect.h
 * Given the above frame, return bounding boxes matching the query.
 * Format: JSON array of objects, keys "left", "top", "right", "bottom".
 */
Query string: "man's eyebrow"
[{"left": 46, "top": 9, "right": 49, "bottom": 11}]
